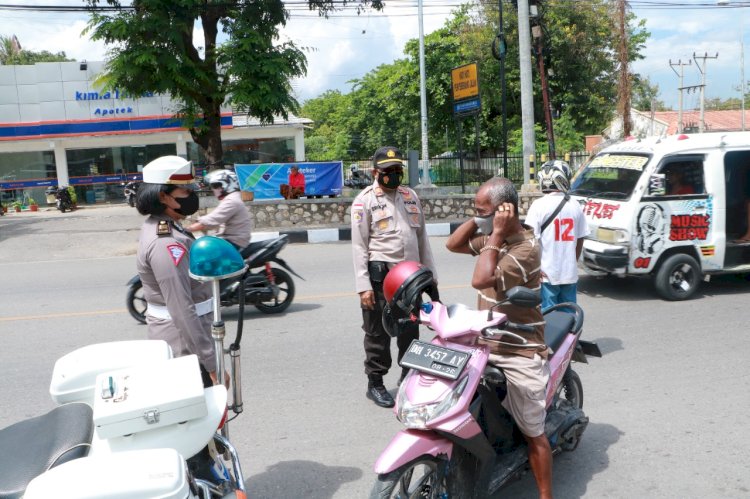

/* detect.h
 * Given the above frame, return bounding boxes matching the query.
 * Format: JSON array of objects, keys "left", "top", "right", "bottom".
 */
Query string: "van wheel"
[{"left": 654, "top": 254, "right": 700, "bottom": 301}]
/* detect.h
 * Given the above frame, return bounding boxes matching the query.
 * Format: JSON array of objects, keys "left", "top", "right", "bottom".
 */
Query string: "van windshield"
[{"left": 570, "top": 153, "right": 650, "bottom": 200}]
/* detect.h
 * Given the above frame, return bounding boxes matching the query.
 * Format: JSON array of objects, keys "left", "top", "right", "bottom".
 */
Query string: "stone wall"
[{"left": 198, "top": 190, "right": 543, "bottom": 230}]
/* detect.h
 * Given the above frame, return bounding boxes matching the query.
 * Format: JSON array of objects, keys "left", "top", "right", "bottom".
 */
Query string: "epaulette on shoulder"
[{"left": 156, "top": 220, "right": 172, "bottom": 236}]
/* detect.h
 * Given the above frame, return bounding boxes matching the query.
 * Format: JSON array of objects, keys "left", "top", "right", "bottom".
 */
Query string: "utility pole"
[
  {"left": 693, "top": 51, "right": 718, "bottom": 133},
  {"left": 492, "top": 0, "right": 508, "bottom": 173},
  {"left": 669, "top": 59, "right": 691, "bottom": 134},
  {"left": 517, "top": 0, "right": 535, "bottom": 185},
  {"left": 417, "top": 0, "right": 431, "bottom": 185},
  {"left": 531, "top": 12, "right": 555, "bottom": 160},
  {"left": 616, "top": 0, "right": 632, "bottom": 138}
]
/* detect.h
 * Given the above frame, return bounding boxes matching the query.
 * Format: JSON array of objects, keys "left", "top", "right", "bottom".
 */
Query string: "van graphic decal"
[
  {"left": 700, "top": 246, "right": 716, "bottom": 257},
  {"left": 584, "top": 200, "right": 620, "bottom": 219},
  {"left": 669, "top": 215, "right": 711, "bottom": 241},
  {"left": 635, "top": 204, "right": 666, "bottom": 255}
]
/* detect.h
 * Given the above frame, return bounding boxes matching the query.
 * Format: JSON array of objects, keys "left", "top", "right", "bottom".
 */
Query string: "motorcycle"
[
  {"left": 128, "top": 234, "right": 301, "bottom": 324},
  {"left": 370, "top": 286, "right": 602, "bottom": 498},
  {"left": 122, "top": 181, "right": 139, "bottom": 207},
  {"left": 344, "top": 166, "right": 372, "bottom": 189},
  {"left": 1, "top": 237, "right": 249, "bottom": 498},
  {"left": 45, "top": 185, "right": 75, "bottom": 213}
]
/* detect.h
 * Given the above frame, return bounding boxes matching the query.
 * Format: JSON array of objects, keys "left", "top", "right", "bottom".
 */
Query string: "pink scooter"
[{"left": 371, "top": 262, "right": 602, "bottom": 498}]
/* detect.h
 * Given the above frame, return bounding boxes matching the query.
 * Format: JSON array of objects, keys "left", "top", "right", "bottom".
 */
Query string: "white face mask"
[
  {"left": 474, "top": 214, "right": 494, "bottom": 234},
  {"left": 212, "top": 188, "right": 224, "bottom": 198}
]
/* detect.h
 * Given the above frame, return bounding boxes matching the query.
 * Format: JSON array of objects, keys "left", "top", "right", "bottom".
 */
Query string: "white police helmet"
[
  {"left": 204, "top": 169, "right": 240, "bottom": 196},
  {"left": 142, "top": 156, "right": 196, "bottom": 187},
  {"left": 537, "top": 160, "right": 572, "bottom": 192}
]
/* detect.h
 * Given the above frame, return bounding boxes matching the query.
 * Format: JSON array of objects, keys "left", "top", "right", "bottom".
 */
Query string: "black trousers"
[{"left": 362, "top": 276, "right": 418, "bottom": 381}]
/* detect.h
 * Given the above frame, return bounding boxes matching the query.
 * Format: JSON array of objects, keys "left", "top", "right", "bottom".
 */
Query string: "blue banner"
[
  {"left": 235, "top": 161, "right": 343, "bottom": 200},
  {"left": 0, "top": 178, "right": 57, "bottom": 190}
]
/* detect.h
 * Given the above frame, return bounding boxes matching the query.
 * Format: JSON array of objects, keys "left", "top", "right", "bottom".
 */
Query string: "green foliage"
[
  {"left": 300, "top": 2, "right": 649, "bottom": 160},
  {"left": 0, "top": 35, "right": 71, "bottom": 65},
  {"left": 67, "top": 186, "right": 77, "bottom": 205},
  {"left": 632, "top": 75, "right": 669, "bottom": 111},
  {"left": 84, "top": 0, "right": 381, "bottom": 164}
]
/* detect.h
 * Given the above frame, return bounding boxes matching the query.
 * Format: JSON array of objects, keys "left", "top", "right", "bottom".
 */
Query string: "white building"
[{"left": 0, "top": 60, "right": 310, "bottom": 205}]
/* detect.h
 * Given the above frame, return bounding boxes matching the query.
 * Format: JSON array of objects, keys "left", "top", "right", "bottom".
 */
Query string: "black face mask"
[
  {"left": 171, "top": 191, "right": 199, "bottom": 216},
  {"left": 377, "top": 171, "right": 403, "bottom": 189}
]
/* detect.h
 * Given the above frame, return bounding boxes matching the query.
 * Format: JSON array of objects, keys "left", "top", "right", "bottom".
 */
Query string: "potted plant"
[
  {"left": 1, "top": 202, "right": 7, "bottom": 214},
  {"left": 28, "top": 198, "right": 39, "bottom": 212},
  {"left": 11, "top": 200, "right": 23, "bottom": 212}
]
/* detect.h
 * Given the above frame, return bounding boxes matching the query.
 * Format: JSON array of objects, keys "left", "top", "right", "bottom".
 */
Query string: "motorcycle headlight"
[
  {"left": 596, "top": 227, "right": 629, "bottom": 245},
  {"left": 396, "top": 375, "right": 469, "bottom": 429}
]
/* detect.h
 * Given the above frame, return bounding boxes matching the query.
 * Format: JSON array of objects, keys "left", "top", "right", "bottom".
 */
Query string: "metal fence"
[{"left": 345, "top": 152, "right": 591, "bottom": 187}]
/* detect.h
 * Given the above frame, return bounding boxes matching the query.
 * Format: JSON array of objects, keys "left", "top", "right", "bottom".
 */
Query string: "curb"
[{"left": 253, "top": 221, "right": 465, "bottom": 244}]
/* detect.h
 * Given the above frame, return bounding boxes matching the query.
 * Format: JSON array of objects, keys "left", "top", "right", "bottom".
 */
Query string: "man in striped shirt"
[{"left": 446, "top": 177, "right": 552, "bottom": 499}]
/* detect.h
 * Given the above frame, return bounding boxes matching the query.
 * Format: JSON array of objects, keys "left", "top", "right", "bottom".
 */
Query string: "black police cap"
[{"left": 372, "top": 146, "right": 405, "bottom": 170}]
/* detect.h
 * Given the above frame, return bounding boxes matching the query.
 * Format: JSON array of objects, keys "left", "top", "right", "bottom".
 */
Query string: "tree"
[
  {"left": 0, "top": 35, "right": 70, "bottom": 65},
  {"left": 632, "top": 75, "right": 668, "bottom": 112},
  {"left": 300, "top": 1, "right": 649, "bottom": 160},
  {"left": 85, "top": 0, "right": 381, "bottom": 165}
]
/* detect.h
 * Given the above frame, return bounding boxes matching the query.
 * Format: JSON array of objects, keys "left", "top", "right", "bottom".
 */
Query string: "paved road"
[{"left": 1, "top": 207, "right": 749, "bottom": 498}]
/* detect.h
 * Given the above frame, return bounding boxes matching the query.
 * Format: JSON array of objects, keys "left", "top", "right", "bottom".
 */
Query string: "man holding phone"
[{"left": 445, "top": 177, "right": 553, "bottom": 499}]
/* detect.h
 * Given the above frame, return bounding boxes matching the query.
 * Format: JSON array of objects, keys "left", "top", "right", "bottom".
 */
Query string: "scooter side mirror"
[{"left": 505, "top": 286, "right": 541, "bottom": 308}]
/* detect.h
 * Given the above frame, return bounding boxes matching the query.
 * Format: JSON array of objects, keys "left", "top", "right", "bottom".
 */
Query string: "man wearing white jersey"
[{"left": 525, "top": 160, "right": 590, "bottom": 310}]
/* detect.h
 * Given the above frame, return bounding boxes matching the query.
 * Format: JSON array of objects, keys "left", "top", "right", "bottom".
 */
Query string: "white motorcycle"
[{"left": 0, "top": 237, "right": 249, "bottom": 499}]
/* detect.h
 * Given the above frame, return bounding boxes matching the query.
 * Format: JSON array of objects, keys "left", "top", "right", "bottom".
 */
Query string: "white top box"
[
  {"left": 94, "top": 355, "right": 207, "bottom": 439},
  {"left": 50, "top": 340, "right": 173, "bottom": 406},
  {"left": 24, "top": 448, "right": 190, "bottom": 499}
]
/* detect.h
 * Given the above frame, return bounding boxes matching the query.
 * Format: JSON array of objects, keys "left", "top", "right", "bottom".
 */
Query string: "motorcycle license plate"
[{"left": 399, "top": 340, "right": 470, "bottom": 380}]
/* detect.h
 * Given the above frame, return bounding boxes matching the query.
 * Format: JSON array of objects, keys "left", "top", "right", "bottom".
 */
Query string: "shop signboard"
[
  {"left": 0, "top": 178, "right": 57, "bottom": 190},
  {"left": 235, "top": 161, "right": 343, "bottom": 200}
]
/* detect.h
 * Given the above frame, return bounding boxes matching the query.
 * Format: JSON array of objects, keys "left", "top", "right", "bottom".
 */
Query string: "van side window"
[{"left": 658, "top": 160, "right": 705, "bottom": 196}]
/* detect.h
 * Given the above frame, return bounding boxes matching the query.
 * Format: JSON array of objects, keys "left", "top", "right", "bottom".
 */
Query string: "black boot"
[{"left": 366, "top": 377, "right": 395, "bottom": 408}]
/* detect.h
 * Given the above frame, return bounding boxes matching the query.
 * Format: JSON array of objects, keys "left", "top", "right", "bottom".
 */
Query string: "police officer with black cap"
[{"left": 351, "top": 146, "right": 437, "bottom": 408}]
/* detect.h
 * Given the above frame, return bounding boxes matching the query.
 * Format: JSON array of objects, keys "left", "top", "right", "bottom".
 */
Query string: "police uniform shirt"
[
  {"left": 136, "top": 214, "right": 217, "bottom": 372},
  {"left": 351, "top": 182, "right": 437, "bottom": 293}
]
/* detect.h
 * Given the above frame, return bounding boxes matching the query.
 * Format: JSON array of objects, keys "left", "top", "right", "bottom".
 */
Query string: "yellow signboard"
[{"left": 451, "top": 63, "right": 479, "bottom": 101}]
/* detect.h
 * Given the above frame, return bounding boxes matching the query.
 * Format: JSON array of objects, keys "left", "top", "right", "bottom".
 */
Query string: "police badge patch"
[{"left": 166, "top": 244, "right": 187, "bottom": 266}]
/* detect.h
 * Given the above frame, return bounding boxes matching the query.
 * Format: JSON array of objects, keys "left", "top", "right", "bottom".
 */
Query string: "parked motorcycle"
[
  {"left": 45, "top": 185, "right": 75, "bottom": 212},
  {"left": 128, "top": 234, "right": 301, "bottom": 324},
  {"left": 122, "top": 181, "right": 139, "bottom": 207},
  {"left": 0, "top": 237, "right": 249, "bottom": 498},
  {"left": 344, "top": 165, "right": 372, "bottom": 189},
  {"left": 371, "top": 278, "right": 601, "bottom": 498}
]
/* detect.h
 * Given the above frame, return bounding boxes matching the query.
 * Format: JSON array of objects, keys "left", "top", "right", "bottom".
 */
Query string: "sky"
[{"left": 0, "top": 0, "right": 748, "bottom": 111}]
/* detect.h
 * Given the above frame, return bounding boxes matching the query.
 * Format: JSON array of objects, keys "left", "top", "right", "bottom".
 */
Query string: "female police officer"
[{"left": 135, "top": 155, "right": 223, "bottom": 386}]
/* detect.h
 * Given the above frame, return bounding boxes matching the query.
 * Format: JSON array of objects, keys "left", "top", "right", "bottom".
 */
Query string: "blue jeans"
[{"left": 541, "top": 282, "right": 578, "bottom": 312}]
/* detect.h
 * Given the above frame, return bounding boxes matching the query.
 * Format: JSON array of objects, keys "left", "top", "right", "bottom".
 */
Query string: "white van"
[{"left": 570, "top": 132, "right": 750, "bottom": 300}]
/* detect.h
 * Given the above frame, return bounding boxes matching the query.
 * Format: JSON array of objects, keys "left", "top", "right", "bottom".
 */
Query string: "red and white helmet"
[{"left": 537, "top": 160, "right": 572, "bottom": 193}]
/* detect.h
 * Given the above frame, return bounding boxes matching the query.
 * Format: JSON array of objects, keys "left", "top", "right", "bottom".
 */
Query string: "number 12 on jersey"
[{"left": 554, "top": 218, "right": 575, "bottom": 241}]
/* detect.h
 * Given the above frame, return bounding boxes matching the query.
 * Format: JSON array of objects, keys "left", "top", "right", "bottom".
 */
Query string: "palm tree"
[{"left": 0, "top": 35, "right": 21, "bottom": 65}]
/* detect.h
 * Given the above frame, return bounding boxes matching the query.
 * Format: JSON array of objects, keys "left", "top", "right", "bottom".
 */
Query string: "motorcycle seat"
[
  {"left": 543, "top": 310, "right": 575, "bottom": 353},
  {"left": 0, "top": 403, "right": 93, "bottom": 498}
]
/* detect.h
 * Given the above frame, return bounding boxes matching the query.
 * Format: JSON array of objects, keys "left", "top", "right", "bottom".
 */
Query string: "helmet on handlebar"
[
  {"left": 537, "top": 160, "right": 572, "bottom": 193},
  {"left": 382, "top": 261, "right": 439, "bottom": 337},
  {"left": 205, "top": 169, "right": 240, "bottom": 197}
]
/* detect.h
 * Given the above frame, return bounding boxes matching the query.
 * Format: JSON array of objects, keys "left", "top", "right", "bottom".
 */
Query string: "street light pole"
[{"left": 417, "top": 0, "right": 431, "bottom": 185}]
